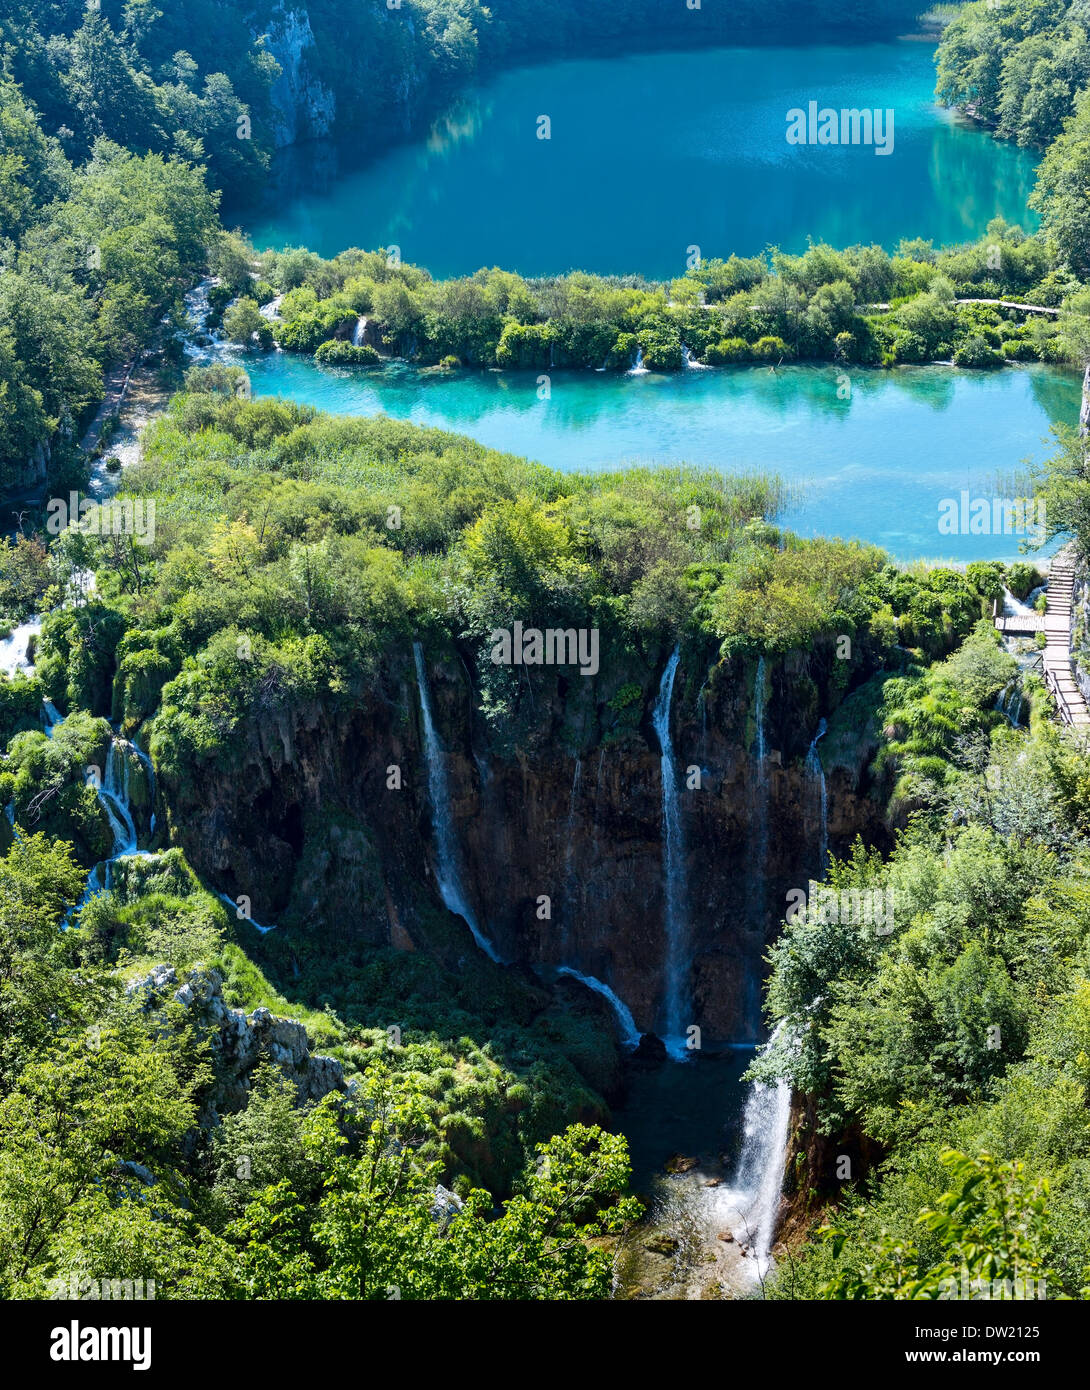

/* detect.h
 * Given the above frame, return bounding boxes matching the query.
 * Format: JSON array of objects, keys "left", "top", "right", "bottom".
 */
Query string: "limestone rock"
[{"left": 127, "top": 964, "right": 345, "bottom": 1115}]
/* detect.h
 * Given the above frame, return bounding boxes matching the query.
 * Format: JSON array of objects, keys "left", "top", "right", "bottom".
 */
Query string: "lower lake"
[{"left": 238, "top": 350, "right": 1079, "bottom": 563}]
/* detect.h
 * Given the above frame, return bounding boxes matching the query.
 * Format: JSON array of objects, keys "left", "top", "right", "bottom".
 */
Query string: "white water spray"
[
  {"left": 413, "top": 642, "right": 501, "bottom": 962},
  {"left": 0, "top": 618, "right": 41, "bottom": 679},
  {"left": 806, "top": 718, "right": 828, "bottom": 880},
  {"left": 652, "top": 646, "right": 689, "bottom": 1053},
  {"left": 557, "top": 966, "right": 640, "bottom": 1048},
  {"left": 728, "top": 1022, "right": 793, "bottom": 1276}
]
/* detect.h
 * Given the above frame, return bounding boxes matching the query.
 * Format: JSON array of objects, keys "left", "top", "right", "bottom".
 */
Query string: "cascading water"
[
  {"left": 557, "top": 966, "right": 640, "bottom": 1048},
  {"left": 742, "top": 658, "right": 771, "bottom": 1039},
  {"left": 681, "top": 345, "right": 708, "bottom": 370},
  {"left": 563, "top": 758, "right": 582, "bottom": 948},
  {"left": 36, "top": 701, "right": 159, "bottom": 922},
  {"left": 627, "top": 345, "right": 648, "bottom": 376},
  {"left": 652, "top": 646, "right": 690, "bottom": 1055},
  {"left": 215, "top": 891, "right": 276, "bottom": 936},
  {"left": 352, "top": 315, "right": 369, "bottom": 347},
  {"left": 98, "top": 741, "right": 138, "bottom": 858},
  {"left": 0, "top": 618, "right": 41, "bottom": 679},
  {"left": 726, "top": 1022, "right": 793, "bottom": 1277},
  {"left": 412, "top": 642, "right": 501, "bottom": 963},
  {"left": 996, "top": 680, "right": 1024, "bottom": 728},
  {"left": 806, "top": 718, "right": 828, "bottom": 881}
]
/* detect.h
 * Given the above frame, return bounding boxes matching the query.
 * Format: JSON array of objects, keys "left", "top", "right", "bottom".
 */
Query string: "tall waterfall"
[
  {"left": 557, "top": 966, "right": 640, "bottom": 1048},
  {"left": 653, "top": 646, "right": 689, "bottom": 1054},
  {"left": 743, "top": 658, "right": 771, "bottom": 1038},
  {"left": 806, "top": 718, "right": 828, "bottom": 881},
  {"left": 563, "top": 758, "right": 582, "bottom": 948},
  {"left": 412, "top": 642, "right": 501, "bottom": 963},
  {"left": 352, "top": 315, "right": 369, "bottom": 347},
  {"left": 730, "top": 1022, "right": 793, "bottom": 1275}
]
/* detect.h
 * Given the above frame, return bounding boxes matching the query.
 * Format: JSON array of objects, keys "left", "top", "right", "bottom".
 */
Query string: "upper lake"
[{"left": 243, "top": 42, "right": 1040, "bottom": 278}]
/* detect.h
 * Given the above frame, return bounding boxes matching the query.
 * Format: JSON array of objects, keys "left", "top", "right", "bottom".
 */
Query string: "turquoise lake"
[
  {"left": 230, "top": 38, "right": 1070, "bottom": 562},
  {"left": 243, "top": 42, "right": 1040, "bottom": 279},
  {"left": 239, "top": 351, "right": 1080, "bottom": 563}
]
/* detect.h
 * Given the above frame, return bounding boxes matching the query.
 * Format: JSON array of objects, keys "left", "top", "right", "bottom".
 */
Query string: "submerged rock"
[{"left": 633, "top": 1033, "right": 668, "bottom": 1064}]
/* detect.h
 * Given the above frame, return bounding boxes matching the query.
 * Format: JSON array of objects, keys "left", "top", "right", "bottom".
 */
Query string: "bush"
[
  {"left": 892, "top": 331, "right": 929, "bottom": 363},
  {"left": 752, "top": 335, "right": 789, "bottom": 361},
  {"left": 1005, "top": 562, "right": 1043, "bottom": 600},
  {"left": 1000, "top": 339, "right": 1039, "bottom": 361},
  {"left": 313, "top": 340, "right": 381, "bottom": 367},
  {"left": 704, "top": 337, "right": 751, "bottom": 364},
  {"left": 953, "top": 334, "right": 1004, "bottom": 369}
]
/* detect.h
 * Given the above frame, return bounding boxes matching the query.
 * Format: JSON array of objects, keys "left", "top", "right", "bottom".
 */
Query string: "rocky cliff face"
[
  {"left": 156, "top": 643, "right": 886, "bottom": 1043},
  {"left": 258, "top": 6, "right": 337, "bottom": 146}
]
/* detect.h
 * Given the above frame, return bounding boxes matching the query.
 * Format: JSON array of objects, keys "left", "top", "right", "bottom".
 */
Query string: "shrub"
[
  {"left": 752, "top": 335, "right": 789, "bottom": 361},
  {"left": 313, "top": 340, "right": 380, "bottom": 366},
  {"left": 953, "top": 334, "right": 1004, "bottom": 368},
  {"left": 704, "top": 337, "right": 751, "bottom": 364}
]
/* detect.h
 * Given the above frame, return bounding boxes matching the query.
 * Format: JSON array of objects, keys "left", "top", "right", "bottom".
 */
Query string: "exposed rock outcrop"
[
  {"left": 259, "top": 6, "right": 337, "bottom": 146},
  {"left": 127, "top": 964, "right": 345, "bottom": 1114}
]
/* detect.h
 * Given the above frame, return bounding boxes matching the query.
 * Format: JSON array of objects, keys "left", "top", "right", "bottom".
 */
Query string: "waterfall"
[
  {"left": 0, "top": 618, "right": 41, "bottom": 678},
  {"left": 36, "top": 700, "right": 157, "bottom": 921},
  {"left": 652, "top": 645, "right": 690, "bottom": 1054},
  {"left": 1001, "top": 587, "right": 1036, "bottom": 621},
  {"left": 730, "top": 1022, "right": 793, "bottom": 1275},
  {"left": 627, "top": 345, "right": 648, "bottom": 376},
  {"left": 995, "top": 680, "right": 1023, "bottom": 728},
  {"left": 744, "top": 658, "right": 771, "bottom": 1040},
  {"left": 681, "top": 345, "right": 708, "bottom": 370},
  {"left": 563, "top": 758, "right": 582, "bottom": 946},
  {"left": 98, "top": 741, "right": 138, "bottom": 858},
  {"left": 806, "top": 718, "right": 828, "bottom": 881},
  {"left": 215, "top": 890, "right": 276, "bottom": 936},
  {"left": 557, "top": 966, "right": 640, "bottom": 1048},
  {"left": 412, "top": 642, "right": 501, "bottom": 963},
  {"left": 352, "top": 315, "right": 369, "bottom": 347},
  {"left": 753, "top": 657, "right": 768, "bottom": 767}
]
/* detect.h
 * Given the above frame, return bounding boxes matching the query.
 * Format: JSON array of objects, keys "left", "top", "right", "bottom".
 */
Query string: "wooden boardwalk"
[{"left": 1041, "top": 545, "right": 1090, "bottom": 727}]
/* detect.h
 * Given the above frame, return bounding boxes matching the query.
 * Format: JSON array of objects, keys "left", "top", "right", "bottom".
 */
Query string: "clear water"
[
  {"left": 239, "top": 351, "right": 1079, "bottom": 561},
  {"left": 243, "top": 43, "right": 1040, "bottom": 278}
]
